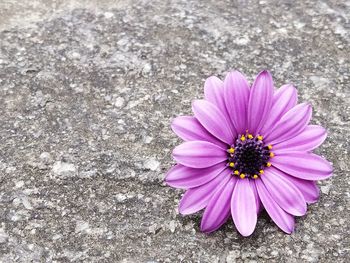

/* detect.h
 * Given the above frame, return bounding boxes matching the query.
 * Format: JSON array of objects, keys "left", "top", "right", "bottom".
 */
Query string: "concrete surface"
[{"left": 0, "top": 0, "right": 349, "bottom": 262}]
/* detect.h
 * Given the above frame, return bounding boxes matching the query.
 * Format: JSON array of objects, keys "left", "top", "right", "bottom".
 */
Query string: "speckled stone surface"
[{"left": 0, "top": 0, "right": 349, "bottom": 262}]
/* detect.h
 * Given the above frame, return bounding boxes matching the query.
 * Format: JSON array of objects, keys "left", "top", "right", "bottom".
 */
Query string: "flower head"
[{"left": 165, "top": 70, "right": 333, "bottom": 236}]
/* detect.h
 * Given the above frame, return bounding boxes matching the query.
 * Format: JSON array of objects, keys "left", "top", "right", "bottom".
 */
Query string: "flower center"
[{"left": 227, "top": 134, "right": 273, "bottom": 179}]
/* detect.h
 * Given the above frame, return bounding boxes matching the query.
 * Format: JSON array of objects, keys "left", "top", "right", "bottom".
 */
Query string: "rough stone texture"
[{"left": 0, "top": 0, "right": 349, "bottom": 262}]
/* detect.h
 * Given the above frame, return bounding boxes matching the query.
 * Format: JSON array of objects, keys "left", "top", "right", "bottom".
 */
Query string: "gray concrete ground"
[{"left": 0, "top": 0, "right": 349, "bottom": 262}]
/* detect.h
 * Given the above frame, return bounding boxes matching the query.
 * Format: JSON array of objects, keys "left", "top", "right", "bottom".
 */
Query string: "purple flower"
[{"left": 165, "top": 70, "right": 333, "bottom": 236}]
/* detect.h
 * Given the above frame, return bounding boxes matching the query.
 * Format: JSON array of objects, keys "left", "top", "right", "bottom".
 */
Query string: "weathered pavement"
[{"left": 0, "top": 0, "right": 349, "bottom": 262}]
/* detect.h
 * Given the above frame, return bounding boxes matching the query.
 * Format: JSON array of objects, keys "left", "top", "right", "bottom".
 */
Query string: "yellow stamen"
[
  {"left": 270, "top": 152, "right": 275, "bottom": 157},
  {"left": 247, "top": 134, "right": 253, "bottom": 139},
  {"left": 234, "top": 170, "right": 239, "bottom": 175},
  {"left": 240, "top": 173, "right": 245, "bottom": 179},
  {"left": 228, "top": 148, "right": 235, "bottom": 154},
  {"left": 240, "top": 135, "right": 246, "bottom": 141},
  {"left": 229, "top": 162, "right": 235, "bottom": 167},
  {"left": 253, "top": 174, "right": 258, "bottom": 179},
  {"left": 267, "top": 144, "right": 273, "bottom": 150},
  {"left": 259, "top": 169, "right": 264, "bottom": 174},
  {"left": 266, "top": 162, "right": 271, "bottom": 167},
  {"left": 257, "top": 135, "right": 263, "bottom": 141}
]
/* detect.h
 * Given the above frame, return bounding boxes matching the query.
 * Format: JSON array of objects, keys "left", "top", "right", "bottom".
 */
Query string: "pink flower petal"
[
  {"left": 204, "top": 76, "right": 237, "bottom": 137},
  {"left": 255, "top": 179, "right": 295, "bottom": 234},
  {"left": 192, "top": 100, "right": 235, "bottom": 145},
  {"left": 271, "top": 152, "right": 333, "bottom": 180},
  {"left": 250, "top": 179, "right": 262, "bottom": 213},
  {"left": 204, "top": 76, "right": 224, "bottom": 108},
  {"left": 224, "top": 71, "right": 250, "bottom": 134},
  {"left": 247, "top": 70, "right": 274, "bottom": 135},
  {"left": 273, "top": 125, "right": 327, "bottom": 153},
  {"left": 200, "top": 177, "right": 237, "bottom": 233},
  {"left": 231, "top": 179, "right": 257, "bottom": 236},
  {"left": 260, "top": 84, "right": 297, "bottom": 136},
  {"left": 173, "top": 141, "right": 227, "bottom": 168},
  {"left": 265, "top": 103, "right": 312, "bottom": 144},
  {"left": 283, "top": 174, "right": 320, "bottom": 204},
  {"left": 165, "top": 163, "right": 226, "bottom": 189},
  {"left": 171, "top": 116, "right": 227, "bottom": 148},
  {"left": 261, "top": 167, "right": 307, "bottom": 216},
  {"left": 179, "top": 168, "right": 232, "bottom": 215}
]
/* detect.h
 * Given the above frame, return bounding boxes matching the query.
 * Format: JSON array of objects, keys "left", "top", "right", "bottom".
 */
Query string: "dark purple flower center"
[{"left": 227, "top": 134, "right": 272, "bottom": 179}]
